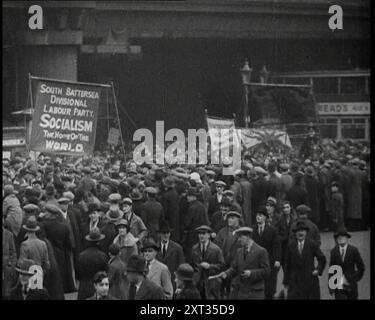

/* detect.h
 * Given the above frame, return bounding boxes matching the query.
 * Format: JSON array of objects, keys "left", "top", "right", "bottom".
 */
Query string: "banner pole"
[
  {"left": 27, "top": 73, "right": 34, "bottom": 154},
  {"left": 111, "top": 82, "right": 127, "bottom": 162}
]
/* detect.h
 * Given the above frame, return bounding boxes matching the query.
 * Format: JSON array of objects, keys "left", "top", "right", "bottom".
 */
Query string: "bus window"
[
  {"left": 313, "top": 77, "right": 338, "bottom": 94},
  {"left": 340, "top": 76, "right": 366, "bottom": 94}
]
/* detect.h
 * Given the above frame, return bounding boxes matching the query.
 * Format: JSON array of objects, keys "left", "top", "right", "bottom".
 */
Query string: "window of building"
[
  {"left": 342, "top": 125, "right": 365, "bottom": 139},
  {"left": 313, "top": 77, "right": 338, "bottom": 94},
  {"left": 319, "top": 118, "right": 337, "bottom": 139},
  {"left": 340, "top": 76, "right": 366, "bottom": 94}
]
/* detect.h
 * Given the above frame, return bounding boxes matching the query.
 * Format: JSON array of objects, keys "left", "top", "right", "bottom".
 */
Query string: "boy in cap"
[
  {"left": 328, "top": 228, "right": 365, "bottom": 300},
  {"left": 192, "top": 225, "right": 225, "bottom": 300},
  {"left": 218, "top": 227, "right": 270, "bottom": 299},
  {"left": 210, "top": 197, "right": 234, "bottom": 234},
  {"left": 121, "top": 197, "right": 148, "bottom": 241},
  {"left": 208, "top": 180, "right": 226, "bottom": 220}
]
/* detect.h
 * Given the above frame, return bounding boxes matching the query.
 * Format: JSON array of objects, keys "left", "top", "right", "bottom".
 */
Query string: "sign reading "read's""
[{"left": 317, "top": 102, "right": 370, "bottom": 115}]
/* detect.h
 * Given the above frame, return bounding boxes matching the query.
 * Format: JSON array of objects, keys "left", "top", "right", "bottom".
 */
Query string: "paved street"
[{"left": 65, "top": 230, "right": 370, "bottom": 300}]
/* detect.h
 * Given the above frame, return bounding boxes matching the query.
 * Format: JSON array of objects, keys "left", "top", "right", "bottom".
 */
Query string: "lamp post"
[{"left": 240, "top": 59, "right": 252, "bottom": 128}]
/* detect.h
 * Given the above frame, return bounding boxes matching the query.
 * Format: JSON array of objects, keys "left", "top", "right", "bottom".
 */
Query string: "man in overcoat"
[
  {"left": 76, "top": 229, "right": 108, "bottom": 300},
  {"left": 283, "top": 221, "right": 326, "bottom": 299},
  {"left": 191, "top": 225, "right": 225, "bottom": 300},
  {"left": 328, "top": 228, "right": 365, "bottom": 300},
  {"left": 219, "top": 226, "right": 270, "bottom": 299},
  {"left": 252, "top": 205, "right": 281, "bottom": 299}
]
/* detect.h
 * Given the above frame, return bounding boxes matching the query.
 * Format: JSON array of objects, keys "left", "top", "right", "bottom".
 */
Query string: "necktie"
[
  {"left": 128, "top": 284, "right": 136, "bottom": 300},
  {"left": 146, "top": 261, "right": 151, "bottom": 274},
  {"left": 201, "top": 244, "right": 206, "bottom": 258},
  {"left": 298, "top": 241, "right": 303, "bottom": 255},
  {"left": 22, "top": 285, "right": 28, "bottom": 297},
  {"left": 341, "top": 248, "right": 345, "bottom": 261},
  {"left": 259, "top": 226, "right": 263, "bottom": 237},
  {"left": 162, "top": 244, "right": 166, "bottom": 258}
]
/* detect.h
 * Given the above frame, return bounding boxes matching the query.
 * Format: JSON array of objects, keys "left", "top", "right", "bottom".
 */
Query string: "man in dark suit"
[
  {"left": 219, "top": 226, "right": 270, "bottom": 299},
  {"left": 283, "top": 221, "right": 326, "bottom": 299},
  {"left": 76, "top": 229, "right": 108, "bottom": 300},
  {"left": 126, "top": 254, "right": 165, "bottom": 300},
  {"left": 142, "top": 187, "right": 165, "bottom": 241},
  {"left": 181, "top": 187, "right": 210, "bottom": 263},
  {"left": 252, "top": 205, "right": 281, "bottom": 300},
  {"left": 156, "top": 220, "right": 185, "bottom": 289},
  {"left": 328, "top": 228, "right": 365, "bottom": 300},
  {"left": 208, "top": 181, "right": 226, "bottom": 220},
  {"left": 191, "top": 225, "right": 225, "bottom": 300},
  {"left": 160, "top": 177, "right": 181, "bottom": 242}
]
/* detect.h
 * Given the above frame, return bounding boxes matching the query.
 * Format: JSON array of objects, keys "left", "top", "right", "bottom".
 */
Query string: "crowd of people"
[{"left": 2, "top": 135, "right": 369, "bottom": 300}]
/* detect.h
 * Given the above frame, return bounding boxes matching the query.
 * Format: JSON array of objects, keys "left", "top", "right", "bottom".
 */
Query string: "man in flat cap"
[
  {"left": 223, "top": 190, "right": 242, "bottom": 215},
  {"left": 328, "top": 228, "right": 365, "bottom": 300},
  {"left": 283, "top": 221, "right": 326, "bottom": 299},
  {"left": 215, "top": 211, "right": 243, "bottom": 299},
  {"left": 218, "top": 226, "right": 270, "bottom": 299},
  {"left": 208, "top": 180, "right": 226, "bottom": 220},
  {"left": 192, "top": 225, "right": 225, "bottom": 300},
  {"left": 121, "top": 197, "right": 148, "bottom": 241}
]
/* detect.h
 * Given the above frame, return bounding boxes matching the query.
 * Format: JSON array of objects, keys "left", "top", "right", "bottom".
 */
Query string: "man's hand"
[
  {"left": 219, "top": 272, "right": 227, "bottom": 280},
  {"left": 312, "top": 270, "right": 319, "bottom": 276},
  {"left": 200, "top": 262, "right": 210, "bottom": 270},
  {"left": 274, "top": 261, "right": 281, "bottom": 268},
  {"left": 210, "top": 232, "right": 216, "bottom": 239},
  {"left": 241, "top": 270, "right": 251, "bottom": 278}
]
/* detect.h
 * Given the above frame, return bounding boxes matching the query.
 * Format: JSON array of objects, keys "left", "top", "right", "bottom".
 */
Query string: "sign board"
[
  {"left": 3, "top": 138, "right": 26, "bottom": 146},
  {"left": 317, "top": 102, "right": 370, "bottom": 115},
  {"left": 29, "top": 78, "right": 104, "bottom": 156},
  {"left": 107, "top": 127, "right": 120, "bottom": 146},
  {"left": 241, "top": 128, "right": 292, "bottom": 149},
  {"left": 3, "top": 151, "right": 11, "bottom": 159}
]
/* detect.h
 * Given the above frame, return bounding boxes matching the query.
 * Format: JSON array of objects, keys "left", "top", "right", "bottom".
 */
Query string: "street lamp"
[{"left": 240, "top": 59, "right": 252, "bottom": 128}]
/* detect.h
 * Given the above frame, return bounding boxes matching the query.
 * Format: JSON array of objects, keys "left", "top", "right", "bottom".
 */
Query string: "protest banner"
[
  {"left": 241, "top": 128, "right": 292, "bottom": 149},
  {"left": 29, "top": 77, "right": 108, "bottom": 156},
  {"left": 107, "top": 127, "right": 120, "bottom": 146}
]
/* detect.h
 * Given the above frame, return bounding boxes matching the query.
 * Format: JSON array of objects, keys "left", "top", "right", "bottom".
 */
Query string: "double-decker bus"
[{"left": 270, "top": 69, "right": 370, "bottom": 142}]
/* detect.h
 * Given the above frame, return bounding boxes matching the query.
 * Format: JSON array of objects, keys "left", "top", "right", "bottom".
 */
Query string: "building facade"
[{"left": 3, "top": 0, "right": 370, "bottom": 143}]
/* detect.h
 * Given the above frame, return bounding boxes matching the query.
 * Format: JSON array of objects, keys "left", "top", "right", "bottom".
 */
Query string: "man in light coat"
[{"left": 141, "top": 238, "right": 173, "bottom": 300}]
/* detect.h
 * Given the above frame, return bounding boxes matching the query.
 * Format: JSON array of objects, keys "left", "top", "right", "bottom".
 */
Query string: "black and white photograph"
[{"left": 2, "top": 0, "right": 370, "bottom": 305}]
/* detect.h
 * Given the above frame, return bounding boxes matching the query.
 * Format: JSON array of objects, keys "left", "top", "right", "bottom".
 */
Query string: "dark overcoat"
[
  {"left": 76, "top": 245, "right": 108, "bottom": 300},
  {"left": 283, "top": 238, "right": 326, "bottom": 300}
]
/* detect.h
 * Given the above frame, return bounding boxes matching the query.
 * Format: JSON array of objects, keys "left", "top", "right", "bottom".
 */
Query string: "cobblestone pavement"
[{"left": 65, "top": 230, "right": 370, "bottom": 300}]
